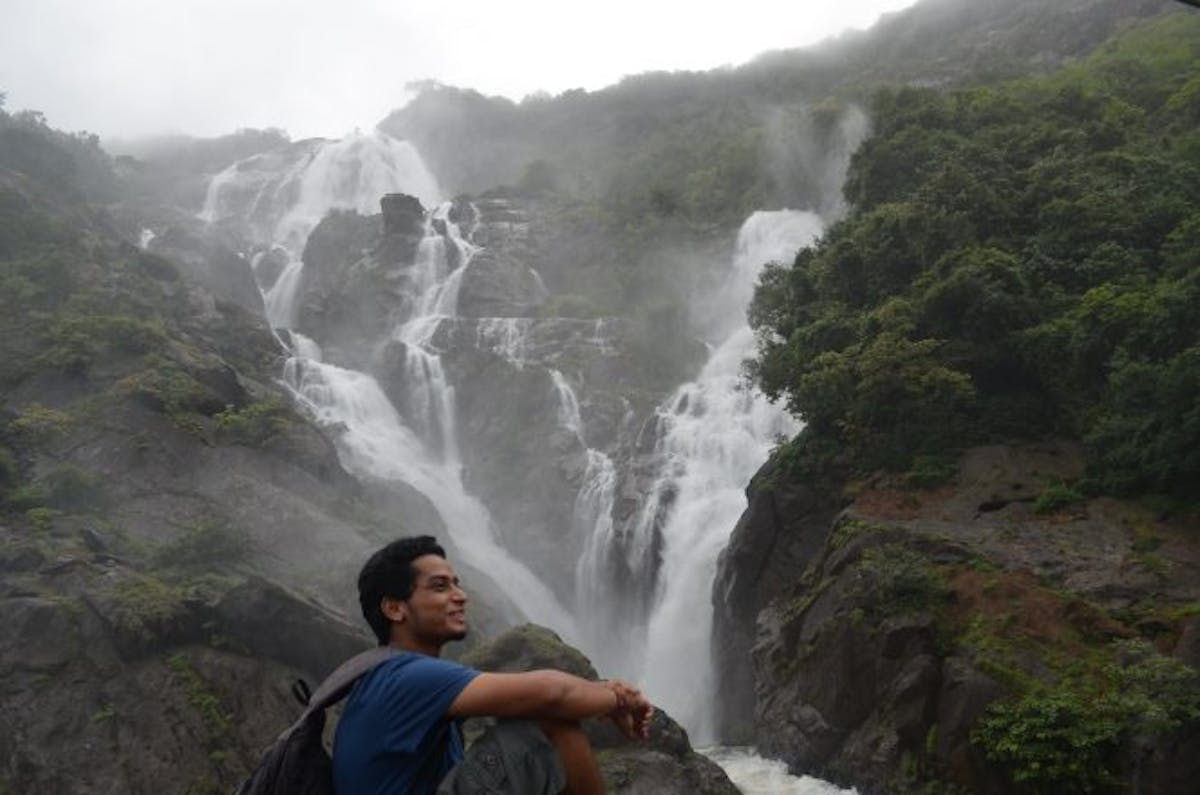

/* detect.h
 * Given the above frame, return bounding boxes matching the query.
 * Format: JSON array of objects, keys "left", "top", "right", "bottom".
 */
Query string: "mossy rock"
[{"left": 459, "top": 623, "right": 597, "bottom": 679}]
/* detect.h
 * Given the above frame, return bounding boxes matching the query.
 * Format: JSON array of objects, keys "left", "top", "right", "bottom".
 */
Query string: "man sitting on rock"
[{"left": 333, "top": 535, "right": 654, "bottom": 795}]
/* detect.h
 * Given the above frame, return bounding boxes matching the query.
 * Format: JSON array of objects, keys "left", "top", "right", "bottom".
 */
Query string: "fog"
[{"left": 1, "top": 0, "right": 916, "bottom": 140}]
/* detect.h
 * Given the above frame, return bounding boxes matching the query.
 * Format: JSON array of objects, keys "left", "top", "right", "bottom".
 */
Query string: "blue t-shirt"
[{"left": 332, "top": 652, "right": 480, "bottom": 794}]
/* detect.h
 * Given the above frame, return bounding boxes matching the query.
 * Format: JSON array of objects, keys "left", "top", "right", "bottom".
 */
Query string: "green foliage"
[
  {"left": 91, "top": 704, "right": 116, "bottom": 724},
  {"left": 975, "top": 689, "right": 1122, "bottom": 793},
  {"left": 213, "top": 398, "right": 290, "bottom": 446},
  {"left": 7, "top": 404, "right": 73, "bottom": 443},
  {"left": 38, "top": 314, "right": 167, "bottom": 374},
  {"left": 40, "top": 464, "right": 102, "bottom": 510},
  {"left": 854, "top": 543, "right": 948, "bottom": 617},
  {"left": 24, "top": 507, "right": 62, "bottom": 531},
  {"left": 153, "top": 519, "right": 252, "bottom": 569},
  {"left": 5, "top": 464, "right": 101, "bottom": 513},
  {"left": 167, "top": 651, "right": 237, "bottom": 791},
  {"left": 748, "top": 15, "right": 1200, "bottom": 495},
  {"left": 0, "top": 446, "right": 17, "bottom": 489},
  {"left": 115, "top": 353, "right": 223, "bottom": 425},
  {"left": 1033, "top": 480, "right": 1086, "bottom": 514},
  {"left": 109, "top": 574, "right": 187, "bottom": 645},
  {"left": 904, "top": 454, "right": 958, "bottom": 489},
  {"left": 973, "top": 640, "right": 1200, "bottom": 793}
]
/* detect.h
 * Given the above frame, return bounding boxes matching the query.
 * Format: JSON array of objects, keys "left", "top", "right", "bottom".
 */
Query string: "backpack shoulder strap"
[{"left": 303, "top": 646, "right": 403, "bottom": 717}]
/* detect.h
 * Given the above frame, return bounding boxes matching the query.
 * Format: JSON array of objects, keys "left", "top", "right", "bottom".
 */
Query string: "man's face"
[{"left": 403, "top": 554, "right": 468, "bottom": 643}]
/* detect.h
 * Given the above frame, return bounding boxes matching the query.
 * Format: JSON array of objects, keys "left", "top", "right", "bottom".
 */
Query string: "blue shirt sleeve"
[{"left": 333, "top": 653, "right": 480, "bottom": 794}]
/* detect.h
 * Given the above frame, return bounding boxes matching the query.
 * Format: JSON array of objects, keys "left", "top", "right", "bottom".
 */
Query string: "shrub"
[
  {"left": 213, "top": 398, "right": 290, "bottom": 446},
  {"left": 40, "top": 465, "right": 102, "bottom": 511},
  {"left": 109, "top": 574, "right": 187, "bottom": 645},
  {"left": 855, "top": 543, "right": 948, "bottom": 617},
  {"left": 904, "top": 453, "right": 958, "bottom": 489},
  {"left": 1033, "top": 480, "right": 1085, "bottom": 514},
  {"left": 7, "top": 404, "right": 73, "bottom": 443},
  {"left": 974, "top": 640, "right": 1200, "bottom": 793},
  {"left": 154, "top": 519, "right": 252, "bottom": 569}
]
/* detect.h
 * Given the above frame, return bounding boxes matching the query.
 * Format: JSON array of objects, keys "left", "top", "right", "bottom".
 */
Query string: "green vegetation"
[
  {"left": 748, "top": 14, "right": 1200, "bottom": 501},
  {"left": 153, "top": 519, "right": 252, "bottom": 570},
  {"left": 973, "top": 640, "right": 1200, "bottom": 793},
  {"left": 167, "top": 652, "right": 237, "bottom": 792},
  {"left": 213, "top": 397, "right": 290, "bottom": 446},
  {"left": 109, "top": 573, "right": 188, "bottom": 645},
  {"left": 1033, "top": 480, "right": 1086, "bottom": 514},
  {"left": 853, "top": 543, "right": 948, "bottom": 618},
  {"left": 936, "top": 564, "right": 1200, "bottom": 793}
]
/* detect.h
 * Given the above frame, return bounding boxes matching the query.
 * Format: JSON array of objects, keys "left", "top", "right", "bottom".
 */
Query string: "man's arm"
[{"left": 447, "top": 670, "right": 652, "bottom": 738}]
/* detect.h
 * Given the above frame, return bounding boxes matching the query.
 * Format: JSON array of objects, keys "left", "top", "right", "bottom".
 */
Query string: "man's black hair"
[{"left": 357, "top": 535, "right": 446, "bottom": 644}]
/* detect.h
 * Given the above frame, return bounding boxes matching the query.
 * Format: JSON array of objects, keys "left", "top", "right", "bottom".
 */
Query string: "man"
[{"left": 332, "top": 535, "right": 654, "bottom": 794}]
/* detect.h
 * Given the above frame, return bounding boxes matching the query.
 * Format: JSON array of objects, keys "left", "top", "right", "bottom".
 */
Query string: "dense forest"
[{"left": 749, "top": 13, "right": 1200, "bottom": 503}]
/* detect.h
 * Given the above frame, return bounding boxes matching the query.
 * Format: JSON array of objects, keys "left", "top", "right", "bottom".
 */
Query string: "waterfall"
[
  {"left": 280, "top": 206, "right": 576, "bottom": 636},
  {"left": 284, "top": 347, "right": 573, "bottom": 632},
  {"left": 203, "top": 133, "right": 576, "bottom": 638},
  {"left": 623, "top": 210, "right": 822, "bottom": 741},
  {"left": 202, "top": 130, "right": 442, "bottom": 329}
]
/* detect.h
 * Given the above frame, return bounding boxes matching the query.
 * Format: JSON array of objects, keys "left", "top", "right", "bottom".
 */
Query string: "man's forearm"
[{"left": 537, "top": 671, "right": 621, "bottom": 720}]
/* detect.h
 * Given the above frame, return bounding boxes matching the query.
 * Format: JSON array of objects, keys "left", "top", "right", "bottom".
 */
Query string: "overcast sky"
[{"left": 1, "top": 0, "right": 917, "bottom": 141}]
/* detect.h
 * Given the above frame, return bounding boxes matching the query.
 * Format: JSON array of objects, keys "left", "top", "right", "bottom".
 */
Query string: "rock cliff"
[{"left": 714, "top": 443, "right": 1200, "bottom": 793}]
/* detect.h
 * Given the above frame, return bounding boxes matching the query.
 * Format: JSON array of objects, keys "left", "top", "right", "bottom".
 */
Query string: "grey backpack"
[{"left": 234, "top": 646, "right": 399, "bottom": 795}]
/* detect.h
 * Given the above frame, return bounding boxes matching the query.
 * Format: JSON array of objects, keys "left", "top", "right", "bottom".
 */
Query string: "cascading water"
[
  {"left": 617, "top": 211, "right": 823, "bottom": 741},
  {"left": 202, "top": 130, "right": 441, "bottom": 329},
  {"left": 280, "top": 207, "right": 576, "bottom": 636},
  {"left": 200, "top": 134, "right": 575, "bottom": 636}
]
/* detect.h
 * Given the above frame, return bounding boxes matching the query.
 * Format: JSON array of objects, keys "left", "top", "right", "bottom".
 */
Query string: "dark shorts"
[{"left": 437, "top": 720, "right": 566, "bottom": 795}]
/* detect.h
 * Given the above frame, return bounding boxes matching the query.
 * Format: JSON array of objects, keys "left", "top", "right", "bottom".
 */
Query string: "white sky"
[{"left": 0, "top": 0, "right": 917, "bottom": 140}]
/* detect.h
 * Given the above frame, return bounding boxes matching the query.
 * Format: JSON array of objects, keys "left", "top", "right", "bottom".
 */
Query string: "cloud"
[{"left": 0, "top": 0, "right": 916, "bottom": 139}]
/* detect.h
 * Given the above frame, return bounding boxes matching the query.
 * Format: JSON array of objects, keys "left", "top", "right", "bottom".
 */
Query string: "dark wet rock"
[
  {"left": 457, "top": 248, "right": 548, "bottom": 317},
  {"left": 712, "top": 457, "right": 839, "bottom": 741}
]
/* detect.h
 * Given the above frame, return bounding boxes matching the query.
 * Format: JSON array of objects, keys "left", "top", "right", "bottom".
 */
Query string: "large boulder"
[{"left": 460, "top": 624, "right": 739, "bottom": 794}]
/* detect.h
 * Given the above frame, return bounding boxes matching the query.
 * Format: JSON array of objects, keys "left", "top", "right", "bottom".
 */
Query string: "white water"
[
  {"left": 626, "top": 210, "right": 822, "bottom": 741},
  {"left": 704, "top": 748, "right": 857, "bottom": 795},
  {"left": 284, "top": 347, "right": 573, "bottom": 632}
]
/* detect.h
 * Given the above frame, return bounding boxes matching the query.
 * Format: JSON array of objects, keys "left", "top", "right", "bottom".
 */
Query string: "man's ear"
[{"left": 381, "top": 596, "right": 407, "bottom": 624}]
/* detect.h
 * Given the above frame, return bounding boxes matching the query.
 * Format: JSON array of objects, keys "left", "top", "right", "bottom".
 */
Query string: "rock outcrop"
[
  {"left": 714, "top": 442, "right": 1200, "bottom": 793},
  {"left": 0, "top": 516, "right": 372, "bottom": 794}
]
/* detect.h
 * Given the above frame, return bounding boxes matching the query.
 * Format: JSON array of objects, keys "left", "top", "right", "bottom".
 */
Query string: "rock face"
[
  {"left": 713, "top": 457, "right": 840, "bottom": 741},
  {"left": 460, "top": 624, "right": 739, "bottom": 795},
  {"left": 0, "top": 522, "right": 373, "bottom": 794},
  {"left": 713, "top": 442, "right": 1200, "bottom": 793}
]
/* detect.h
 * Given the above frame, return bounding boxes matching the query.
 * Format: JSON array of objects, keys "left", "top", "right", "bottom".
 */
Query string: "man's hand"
[{"left": 602, "top": 679, "right": 654, "bottom": 740}]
